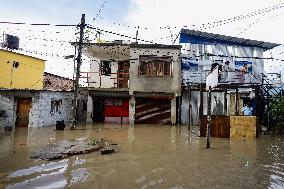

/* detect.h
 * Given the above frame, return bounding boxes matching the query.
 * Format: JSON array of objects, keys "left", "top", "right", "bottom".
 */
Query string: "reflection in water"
[
  {"left": 8, "top": 160, "right": 68, "bottom": 178},
  {"left": 7, "top": 160, "right": 68, "bottom": 189},
  {"left": 0, "top": 124, "right": 283, "bottom": 188},
  {"left": 70, "top": 168, "right": 90, "bottom": 185},
  {"left": 127, "top": 126, "right": 135, "bottom": 143}
]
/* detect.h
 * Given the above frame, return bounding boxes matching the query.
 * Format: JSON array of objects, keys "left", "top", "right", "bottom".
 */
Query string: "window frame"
[{"left": 138, "top": 55, "right": 173, "bottom": 77}]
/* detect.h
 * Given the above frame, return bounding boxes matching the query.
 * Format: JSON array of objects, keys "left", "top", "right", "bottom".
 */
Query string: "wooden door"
[
  {"left": 117, "top": 61, "right": 129, "bottom": 88},
  {"left": 16, "top": 98, "right": 32, "bottom": 127}
]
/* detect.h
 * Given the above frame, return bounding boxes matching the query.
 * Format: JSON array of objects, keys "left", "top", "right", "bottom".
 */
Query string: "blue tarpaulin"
[{"left": 181, "top": 58, "right": 198, "bottom": 70}]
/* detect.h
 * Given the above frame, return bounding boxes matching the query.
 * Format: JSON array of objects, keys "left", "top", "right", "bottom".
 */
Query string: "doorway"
[
  {"left": 93, "top": 98, "right": 105, "bottom": 122},
  {"left": 15, "top": 98, "right": 32, "bottom": 127},
  {"left": 135, "top": 98, "right": 171, "bottom": 124}
]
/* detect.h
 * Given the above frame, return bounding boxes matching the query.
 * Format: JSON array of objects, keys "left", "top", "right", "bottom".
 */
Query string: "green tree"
[{"left": 269, "top": 97, "right": 284, "bottom": 126}]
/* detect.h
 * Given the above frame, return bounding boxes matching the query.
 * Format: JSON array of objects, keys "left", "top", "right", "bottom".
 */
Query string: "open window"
[
  {"left": 50, "top": 99, "right": 62, "bottom": 114},
  {"left": 100, "top": 61, "right": 111, "bottom": 76},
  {"left": 139, "top": 55, "right": 173, "bottom": 77}
]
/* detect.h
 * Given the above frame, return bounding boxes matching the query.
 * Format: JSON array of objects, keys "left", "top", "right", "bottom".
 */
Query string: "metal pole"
[
  {"left": 235, "top": 88, "right": 239, "bottom": 115},
  {"left": 188, "top": 88, "right": 191, "bottom": 130},
  {"left": 206, "top": 86, "right": 212, "bottom": 149},
  {"left": 135, "top": 26, "right": 139, "bottom": 44},
  {"left": 71, "top": 14, "right": 85, "bottom": 129},
  {"left": 199, "top": 84, "right": 203, "bottom": 121}
]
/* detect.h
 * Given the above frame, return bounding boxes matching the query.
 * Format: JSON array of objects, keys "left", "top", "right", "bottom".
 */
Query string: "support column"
[
  {"left": 188, "top": 88, "right": 192, "bottom": 130},
  {"left": 235, "top": 88, "right": 239, "bottom": 115},
  {"left": 176, "top": 95, "right": 182, "bottom": 125},
  {"left": 171, "top": 97, "right": 177, "bottom": 125},
  {"left": 129, "top": 96, "right": 135, "bottom": 125},
  {"left": 255, "top": 86, "right": 260, "bottom": 117},
  {"left": 86, "top": 95, "right": 93, "bottom": 123},
  {"left": 199, "top": 84, "right": 203, "bottom": 122},
  {"left": 206, "top": 87, "right": 212, "bottom": 149},
  {"left": 224, "top": 89, "right": 227, "bottom": 115}
]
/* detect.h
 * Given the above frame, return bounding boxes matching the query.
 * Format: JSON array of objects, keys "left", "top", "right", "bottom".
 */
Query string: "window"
[
  {"left": 13, "top": 61, "right": 19, "bottom": 68},
  {"left": 50, "top": 99, "right": 62, "bottom": 114},
  {"left": 100, "top": 61, "right": 111, "bottom": 76},
  {"left": 139, "top": 55, "right": 172, "bottom": 77}
]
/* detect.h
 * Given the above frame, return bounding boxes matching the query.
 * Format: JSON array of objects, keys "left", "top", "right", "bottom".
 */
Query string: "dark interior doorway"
[{"left": 93, "top": 98, "right": 105, "bottom": 122}]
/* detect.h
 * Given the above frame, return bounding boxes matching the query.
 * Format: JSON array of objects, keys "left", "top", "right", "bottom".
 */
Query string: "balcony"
[
  {"left": 182, "top": 70, "right": 263, "bottom": 87},
  {"left": 79, "top": 71, "right": 129, "bottom": 89}
]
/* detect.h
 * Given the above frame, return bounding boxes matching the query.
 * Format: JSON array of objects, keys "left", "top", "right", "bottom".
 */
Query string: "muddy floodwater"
[{"left": 0, "top": 124, "right": 284, "bottom": 189}]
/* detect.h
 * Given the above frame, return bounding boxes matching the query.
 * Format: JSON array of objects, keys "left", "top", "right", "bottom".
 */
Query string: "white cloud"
[{"left": 123, "top": 0, "right": 284, "bottom": 44}]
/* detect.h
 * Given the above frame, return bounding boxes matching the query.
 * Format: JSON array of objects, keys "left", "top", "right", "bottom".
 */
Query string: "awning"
[{"left": 180, "top": 29, "right": 280, "bottom": 51}]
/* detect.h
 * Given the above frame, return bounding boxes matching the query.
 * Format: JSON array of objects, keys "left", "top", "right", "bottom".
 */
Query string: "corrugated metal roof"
[{"left": 180, "top": 29, "right": 280, "bottom": 51}]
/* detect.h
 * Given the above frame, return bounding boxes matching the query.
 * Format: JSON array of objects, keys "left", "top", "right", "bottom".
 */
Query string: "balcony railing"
[
  {"left": 79, "top": 72, "right": 129, "bottom": 89},
  {"left": 182, "top": 70, "right": 263, "bottom": 86}
]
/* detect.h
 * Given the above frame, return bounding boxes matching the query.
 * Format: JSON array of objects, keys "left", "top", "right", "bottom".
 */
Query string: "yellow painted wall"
[{"left": 0, "top": 49, "right": 45, "bottom": 90}]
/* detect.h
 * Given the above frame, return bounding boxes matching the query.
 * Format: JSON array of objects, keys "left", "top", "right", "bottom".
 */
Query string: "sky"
[{"left": 0, "top": 0, "right": 284, "bottom": 78}]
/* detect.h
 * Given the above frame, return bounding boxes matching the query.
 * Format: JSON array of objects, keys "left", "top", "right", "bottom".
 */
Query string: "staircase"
[{"left": 259, "top": 73, "right": 283, "bottom": 130}]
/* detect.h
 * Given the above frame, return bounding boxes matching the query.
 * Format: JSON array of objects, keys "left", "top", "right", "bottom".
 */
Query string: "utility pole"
[
  {"left": 135, "top": 26, "right": 139, "bottom": 44},
  {"left": 71, "top": 14, "right": 85, "bottom": 129}
]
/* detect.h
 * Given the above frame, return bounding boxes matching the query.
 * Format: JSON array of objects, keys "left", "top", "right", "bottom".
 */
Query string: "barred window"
[{"left": 139, "top": 55, "right": 173, "bottom": 77}]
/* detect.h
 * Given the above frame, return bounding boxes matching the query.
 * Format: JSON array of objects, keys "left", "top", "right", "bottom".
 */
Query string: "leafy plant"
[
  {"left": 269, "top": 97, "right": 284, "bottom": 125},
  {"left": 89, "top": 139, "right": 97, "bottom": 145}
]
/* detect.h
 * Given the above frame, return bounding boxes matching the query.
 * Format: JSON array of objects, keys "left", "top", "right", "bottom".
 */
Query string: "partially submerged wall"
[
  {"left": 0, "top": 91, "right": 75, "bottom": 128},
  {"left": 30, "top": 91, "right": 73, "bottom": 127},
  {"left": 181, "top": 90, "right": 246, "bottom": 125}
]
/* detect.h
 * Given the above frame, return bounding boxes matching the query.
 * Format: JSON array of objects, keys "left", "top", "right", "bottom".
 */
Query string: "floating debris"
[
  {"left": 101, "top": 146, "right": 115, "bottom": 155},
  {"left": 31, "top": 138, "right": 119, "bottom": 160}
]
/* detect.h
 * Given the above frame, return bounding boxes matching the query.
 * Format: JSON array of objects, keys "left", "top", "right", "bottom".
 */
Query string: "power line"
[
  {"left": 93, "top": 0, "right": 107, "bottom": 21},
  {"left": 236, "top": 12, "right": 284, "bottom": 36},
  {"left": 199, "top": 2, "right": 284, "bottom": 30},
  {"left": 0, "top": 21, "right": 78, "bottom": 27},
  {"left": 86, "top": 24, "right": 155, "bottom": 43}
]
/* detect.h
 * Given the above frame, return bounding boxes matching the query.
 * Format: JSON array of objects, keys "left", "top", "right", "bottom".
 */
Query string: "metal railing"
[
  {"left": 79, "top": 72, "right": 129, "bottom": 88},
  {"left": 182, "top": 70, "right": 262, "bottom": 86}
]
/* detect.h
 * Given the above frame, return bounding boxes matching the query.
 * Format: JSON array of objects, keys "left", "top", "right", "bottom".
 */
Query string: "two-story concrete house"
[{"left": 82, "top": 42, "right": 181, "bottom": 125}]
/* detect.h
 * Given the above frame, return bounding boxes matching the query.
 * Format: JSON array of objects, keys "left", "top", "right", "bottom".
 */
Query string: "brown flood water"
[{"left": 0, "top": 123, "right": 283, "bottom": 189}]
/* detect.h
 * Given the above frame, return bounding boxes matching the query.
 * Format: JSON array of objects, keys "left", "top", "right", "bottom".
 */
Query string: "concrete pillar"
[
  {"left": 171, "top": 97, "right": 176, "bottom": 124},
  {"left": 129, "top": 96, "right": 135, "bottom": 125},
  {"left": 230, "top": 93, "right": 235, "bottom": 115},
  {"left": 86, "top": 95, "right": 93, "bottom": 123},
  {"left": 224, "top": 90, "right": 227, "bottom": 115}
]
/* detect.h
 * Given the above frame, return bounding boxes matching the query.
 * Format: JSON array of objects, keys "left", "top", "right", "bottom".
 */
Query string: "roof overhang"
[
  {"left": 77, "top": 42, "right": 182, "bottom": 61},
  {"left": 180, "top": 29, "right": 280, "bottom": 51},
  {"left": 82, "top": 43, "right": 130, "bottom": 61}
]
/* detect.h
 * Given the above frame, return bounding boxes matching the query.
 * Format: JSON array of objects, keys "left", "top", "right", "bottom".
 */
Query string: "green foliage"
[
  {"left": 83, "top": 28, "right": 94, "bottom": 43},
  {"left": 89, "top": 139, "right": 97, "bottom": 145},
  {"left": 269, "top": 97, "right": 284, "bottom": 122},
  {"left": 75, "top": 28, "right": 94, "bottom": 43}
]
